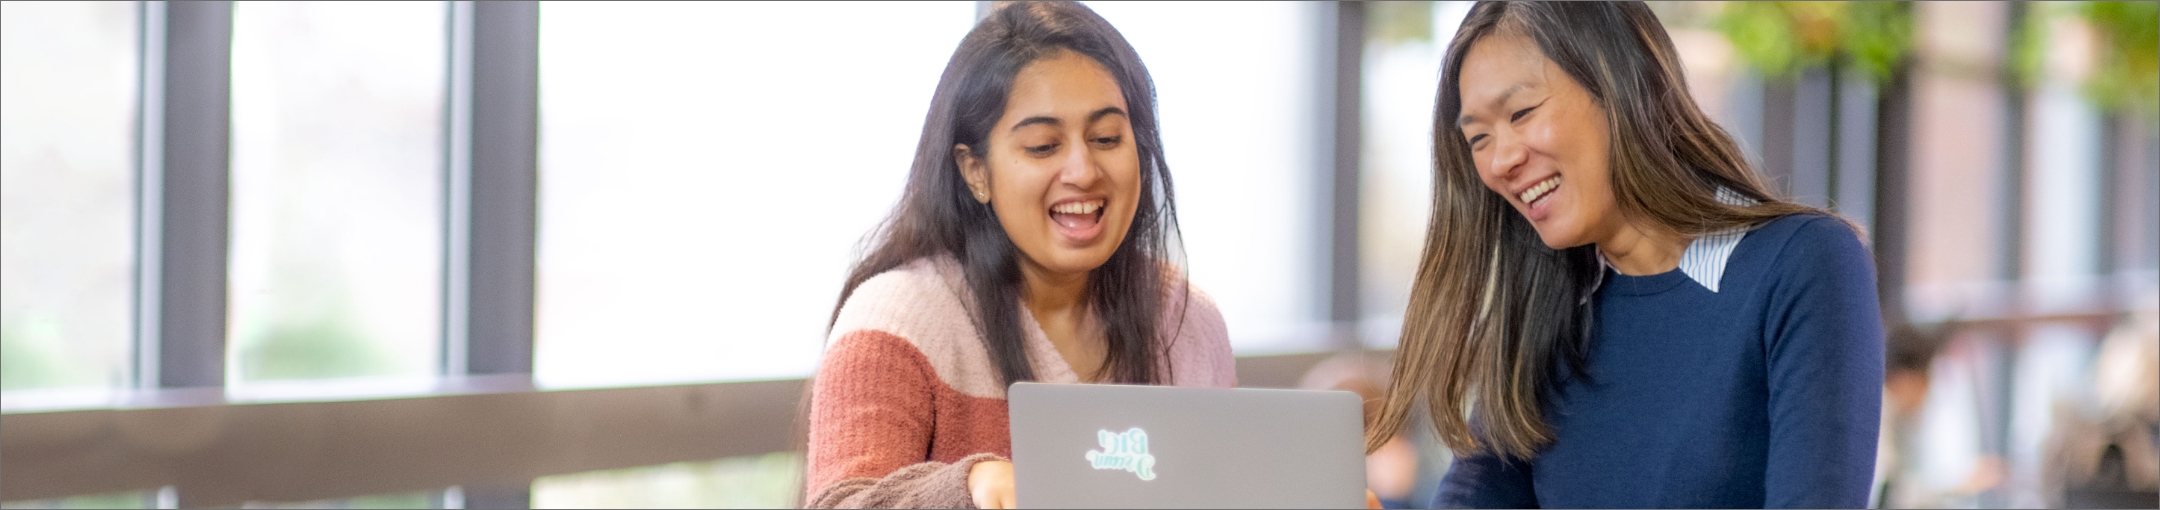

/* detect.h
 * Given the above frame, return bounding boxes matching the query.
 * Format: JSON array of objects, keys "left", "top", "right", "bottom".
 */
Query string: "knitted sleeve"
[
  {"left": 805, "top": 330, "right": 1003, "bottom": 508},
  {"left": 805, "top": 452, "right": 1005, "bottom": 509},
  {"left": 1761, "top": 216, "right": 1884, "bottom": 508}
]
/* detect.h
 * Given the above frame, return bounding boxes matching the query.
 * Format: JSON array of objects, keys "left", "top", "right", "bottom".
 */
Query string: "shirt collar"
[{"left": 1586, "top": 187, "right": 1758, "bottom": 298}]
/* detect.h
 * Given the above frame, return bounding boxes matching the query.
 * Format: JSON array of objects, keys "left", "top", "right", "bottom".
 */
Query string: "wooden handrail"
[
  {"left": 0, "top": 351, "right": 1345, "bottom": 506},
  {"left": 0, "top": 377, "right": 804, "bottom": 507}
]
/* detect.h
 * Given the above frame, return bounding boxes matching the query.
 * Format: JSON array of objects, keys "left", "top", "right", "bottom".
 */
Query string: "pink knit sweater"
[{"left": 806, "top": 255, "right": 1235, "bottom": 508}]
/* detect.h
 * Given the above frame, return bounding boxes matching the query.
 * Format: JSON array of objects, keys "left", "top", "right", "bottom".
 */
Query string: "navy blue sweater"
[{"left": 1435, "top": 214, "right": 1884, "bottom": 508}]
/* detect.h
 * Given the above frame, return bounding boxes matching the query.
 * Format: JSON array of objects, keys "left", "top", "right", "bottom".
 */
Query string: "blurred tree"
[
  {"left": 0, "top": 316, "right": 98, "bottom": 390},
  {"left": 533, "top": 451, "right": 805, "bottom": 508},
  {"left": 235, "top": 489, "right": 434, "bottom": 508},
  {"left": 1369, "top": 1, "right": 1435, "bottom": 47},
  {"left": 1647, "top": 1, "right": 1723, "bottom": 30},
  {"left": 1840, "top": 2, "right": 1915, "bottom": 83},
  {"left": 0, "top": 489, "right": 157, "bottom": 509},
  {"left": 2080, "top": 2, "right": 2158, "bottom": 120},
  {"left": 1716, "top": 1, "right": 1913, "bottom": 83},
  {"left": 1973, "top": 1, "right": 2148, "bottom": 119},
  {"left": 1, "top": 320, "right": 66, "bottom": 390},
  {"left": 241, "top": 313, "right": 396, "bottom": 381}
]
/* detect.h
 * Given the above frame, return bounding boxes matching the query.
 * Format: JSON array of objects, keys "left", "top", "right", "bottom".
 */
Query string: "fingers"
[{"left": 969, "top": 460, "right": 1018, "bottom": 509}]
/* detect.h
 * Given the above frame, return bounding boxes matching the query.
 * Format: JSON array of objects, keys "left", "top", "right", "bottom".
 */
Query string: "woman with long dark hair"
[
  {"left": 1370, "top": 2, "right": 1883, "bottom": 507},
  {"left": 806, "top": 3, "right": 1232, "bottom": 508}
]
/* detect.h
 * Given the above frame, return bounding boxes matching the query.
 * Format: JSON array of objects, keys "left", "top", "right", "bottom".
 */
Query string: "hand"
[{"left": 968, "top": 460, "right": 1017, "bottom": 509}]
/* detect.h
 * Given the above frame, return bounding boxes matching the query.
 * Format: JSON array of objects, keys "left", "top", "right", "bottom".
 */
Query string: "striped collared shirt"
[{"left": 1591, "top": 187, "right": 1759, "bottom": 295}]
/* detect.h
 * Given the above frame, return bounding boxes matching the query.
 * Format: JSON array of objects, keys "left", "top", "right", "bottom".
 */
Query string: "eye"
[
  {"left": 1509, "top": 106, "right": 1537, "bottom": 122},
  {"left": 1466, "top": 133, "right": 1487, "bottom": 147},
  {"left": 1025, "top": 143, "right": 1058, "bottom": 156},
  {"left": 1090, "top": 135, "right": 1122, "bottom": 149}
]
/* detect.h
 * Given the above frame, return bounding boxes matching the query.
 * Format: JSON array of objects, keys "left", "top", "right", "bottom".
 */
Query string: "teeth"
[
  {"left": 1052, "top": 200, "right": 1103, "bottom": 215},
  {"left": 1518, "top": 176, "right": 1562, "bottom": 204}
]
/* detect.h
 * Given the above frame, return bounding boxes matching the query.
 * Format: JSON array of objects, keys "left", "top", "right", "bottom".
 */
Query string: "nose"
[
  {"left": 1058, "top": 137, "right": 1102, "bottom": 189},
  {"left": 1485, "top": 126, "right": 1526, "bottom": 184}
]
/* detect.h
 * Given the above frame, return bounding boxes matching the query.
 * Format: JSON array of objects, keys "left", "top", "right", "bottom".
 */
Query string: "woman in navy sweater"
[{"left": 1368, "top": 2, "right": 1883, "bottom": 508}]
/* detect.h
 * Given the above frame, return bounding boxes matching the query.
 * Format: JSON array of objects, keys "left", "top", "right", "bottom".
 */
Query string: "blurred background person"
[
  {"left": 1299, "top": 352, "right": 1452, "bottom": 509},
  {"left": 2045, "top": 299, "right": 2159, "bottom": 508},
  {"left": 1873, "top": 325, "right": 2012, "bottom": 508}
]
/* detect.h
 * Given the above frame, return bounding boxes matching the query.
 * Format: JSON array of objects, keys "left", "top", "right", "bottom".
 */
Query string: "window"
[
  {"left": 533, "top": 2, "right": 977, "bottom": 388},
  {"left": 1084, "top": 1, "right": 1331, "bottom": 353},
  {"left": 532, "top": 452, "right": 801, "bottom": 508},
  {"left": 226, "top": 1, "right": 446, "bottom": 388},
  {"left": 1356, "top": 1, "right": 1470, "bottom": 347},
  {"left": 0, "top": 1, "right": 139, "bottom": 397}
]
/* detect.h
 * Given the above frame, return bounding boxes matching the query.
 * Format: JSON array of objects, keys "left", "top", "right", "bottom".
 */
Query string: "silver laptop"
[{"left": 1008, "top": 382, "right": 1368, "bottom": 509}]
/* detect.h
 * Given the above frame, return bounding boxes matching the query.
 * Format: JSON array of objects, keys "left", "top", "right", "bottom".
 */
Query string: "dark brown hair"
[
  {"left": 1368, "top": 1, "right": 1831, "bottom": 460},
  {"left": 829, "top": 1, "right": 1184, "bottom": 386}
]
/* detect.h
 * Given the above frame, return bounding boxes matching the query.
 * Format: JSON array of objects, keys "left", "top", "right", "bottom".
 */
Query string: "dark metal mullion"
[
  {"left": 1835, "top": 66, "right": 1879, "bottom": 234},
  {"left": 1321, "top": 1, "right": 1363, "bottom": 350},
  {"left": 1759, "top": 77, "right": 1796, "bottom": 197},
  {"left": 1872, "top": 62, "right": 1914, "bottom": 326},
  {"left": 2097, "top": 114, "right": 2121, "bottom": 278},
  {"left": 466, "top": 1, "right": 538, "bottom": 377},
  {"left": 1997, "top": 5, "right": 2029, "bottom": 285},
  {"left": 1790, "top": 66, "right": 1835, "bottom": 208},
  {"left": 2144, "top": 127, "right": 2160, "bottom": 273},
  {"left": 458, "top": 2, "right": 540, "bottom": 507},
  {"left": 151, "top": 0, "right": 234, "bottom": 391},
  {"left": 1726, "top": 71, "right": 1767, "bottom": 172}
]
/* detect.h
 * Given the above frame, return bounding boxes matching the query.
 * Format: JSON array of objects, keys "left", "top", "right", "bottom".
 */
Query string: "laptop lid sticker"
[{"left": 1084, "top": 428, "right": 1157, "bottom": 480}]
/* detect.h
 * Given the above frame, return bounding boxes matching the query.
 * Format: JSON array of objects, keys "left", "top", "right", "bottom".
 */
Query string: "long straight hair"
[
  {"left": 829, "top": 1, "right": 1184, "bottom": 386},
  {"left": 1369, "top": 1, "right": 1832, "bottom": 460}
]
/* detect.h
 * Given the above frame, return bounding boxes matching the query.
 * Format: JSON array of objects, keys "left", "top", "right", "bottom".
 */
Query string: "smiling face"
[
  {"left": 1455, "top": 31, "right": 1622, "bottom": 250},
  {"left": 957, "top": 50, "right": 1143, "bottom": 279}
]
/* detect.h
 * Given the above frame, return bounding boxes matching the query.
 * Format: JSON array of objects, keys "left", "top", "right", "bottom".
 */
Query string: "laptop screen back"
[{"left": 1007, "top": 383, "right": 1367, "bottom": 509}]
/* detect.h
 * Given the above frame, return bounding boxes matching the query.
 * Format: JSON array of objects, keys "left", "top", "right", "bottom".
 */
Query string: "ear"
[{"left": 954, "top": 143, "right": 991, "bottom": 204}]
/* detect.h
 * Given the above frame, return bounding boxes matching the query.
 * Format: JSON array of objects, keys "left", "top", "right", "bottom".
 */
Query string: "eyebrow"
[
  {"left": 1009, "top": 107, "right": 1129, "bottom": 132},
  {"left": 1456, "top": 83, "right": 1530, "bottom": 128},
  {"left": 1087, "top": 106, "right": 1127, "bottom": 124}
]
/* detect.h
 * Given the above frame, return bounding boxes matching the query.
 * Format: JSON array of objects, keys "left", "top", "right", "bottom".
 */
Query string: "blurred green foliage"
[
  {"left": 2018, "top": 2, "right": 2158, "bottom": 119},
  {"left": 1839, "top": 2, "right": 1915, "bottom": 83},
  {"left": 338, "top": 492, "right": 433, "bottom": 509},
  {"left": 1, "top": 316, "right": 102, "bottom": 391},
  {"left": 4, "top": 309, "right": 399, "bottom": 388},
  {"left": 533, "top": 451, "right": 804, "bottom": 509},
  {"left": 1647, "top": 1, "right": 1721, "bottom": 30},
  {"left": 239, "top": 490, "right": 432, "bottom": 509},
  {"left": 1369, "top": 1, "right": 1437, "bottom": 46},
  {"left": 1723, "top": 1, "right": 2155, "bottom": 119},
  {"left": 1, "top": 320, "right": 66, "bottom": 390},
  {"left": 1717, "top": 1, "right": 1913, "bottom": 83},
  {"left": 240, "top": 313, "right": 396, "bottom": 381},
  {"left": 0, "top": 490, "right": 152, "bottom": 509},
  {"left": 2078, "top": 2, "right": 2159, "bottom": 119}
]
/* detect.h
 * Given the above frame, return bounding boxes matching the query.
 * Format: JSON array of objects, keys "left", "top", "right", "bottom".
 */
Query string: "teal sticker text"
[{"left": 1084, "top": 427, "right": 1157, "bottom": 481}]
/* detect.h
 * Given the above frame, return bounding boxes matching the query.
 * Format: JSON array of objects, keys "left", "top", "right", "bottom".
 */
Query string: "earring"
[{"left": 975, "top": 191, "right": 986, "bottom": 200}]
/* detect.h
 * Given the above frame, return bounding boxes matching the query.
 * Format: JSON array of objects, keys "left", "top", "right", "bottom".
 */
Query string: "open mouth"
[
  {"left": 1519, "top": 175, "right": 1562, "bottom": 206},
  {"left": 1049, "top": 199, "right": 1106, "bottom": 241}
]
